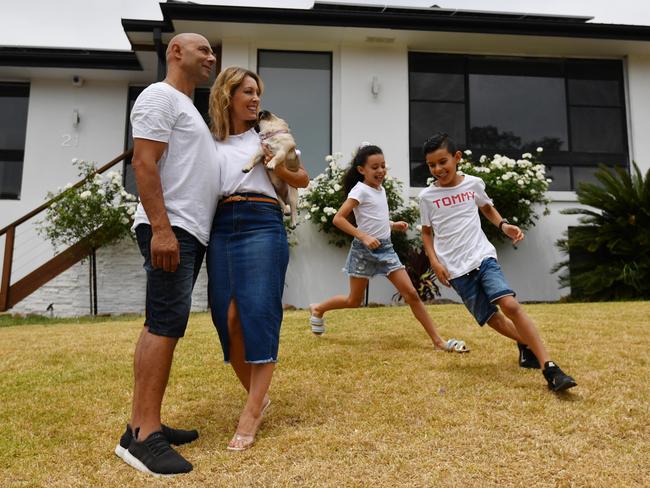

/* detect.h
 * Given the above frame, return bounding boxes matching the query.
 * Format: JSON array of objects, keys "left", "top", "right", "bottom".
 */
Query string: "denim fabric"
[
  {"left": 207, "top": 196, "right": 289, "bottom": 363},
  {"left": 449, "top": 257, "right": 515, "bottom": 326},
  {"left": 343, "top": 238, "right": 404, "bottom": 278},
  {"left": 135, "top": 224, "right": 206, "bottom": 338}
]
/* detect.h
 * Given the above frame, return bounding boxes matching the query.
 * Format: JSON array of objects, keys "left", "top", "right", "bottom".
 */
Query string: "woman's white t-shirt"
[
  {"left": 418, "top": 174, "right": 497, "bottom": 279},
  {"left": 130, "top": 82, "right": 220, "bottom": 246},
  {"left": 348, "top": 181, "right": 391, "bottom": 240},
  {"left": 217, "top": 128, "right": 277, "bottom": 199}
]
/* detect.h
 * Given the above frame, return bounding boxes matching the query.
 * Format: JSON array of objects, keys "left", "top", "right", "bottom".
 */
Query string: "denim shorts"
[
  {"left": 207, "top": 195, "right": 289, "bottom": 364},
  {"left": 135, "top": 224, "right": 206, "bottom": 338},
  {"left": 344, "top": 238, "right": 405, "bottom": 278},
  {"left": 449, "top": 257, "right": 515, "bottom": 326}
]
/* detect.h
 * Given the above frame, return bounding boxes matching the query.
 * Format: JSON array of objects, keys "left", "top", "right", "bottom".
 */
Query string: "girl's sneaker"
[{"left": 542, "top": 361, "right": 577, "bottom": 392}]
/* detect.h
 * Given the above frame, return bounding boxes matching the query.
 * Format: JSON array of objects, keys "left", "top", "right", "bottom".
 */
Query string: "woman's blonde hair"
[{"left": 209, "top": 66, "right": 264, "bottom": 141}]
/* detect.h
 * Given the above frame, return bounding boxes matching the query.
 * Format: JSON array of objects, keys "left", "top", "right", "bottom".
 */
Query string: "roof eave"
[{"left": 140, "top": 2, "right": 650, "bottom": 42}]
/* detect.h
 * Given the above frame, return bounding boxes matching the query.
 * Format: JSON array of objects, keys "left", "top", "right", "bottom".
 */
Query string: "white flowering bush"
[
  {"left": 299, "top": 152, "right": 350, "bottom": 247},
  {"left": 446, "top": 148, "right": 551, "bottom": 243},
  {"left": 39, "top": 159, "right": 138, "bottom": 249}
]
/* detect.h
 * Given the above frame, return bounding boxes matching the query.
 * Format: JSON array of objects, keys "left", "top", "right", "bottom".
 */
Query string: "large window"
[
  {"left": 409, "top": 54, "right": 628, "bottom": 190},
  {"left": 0, "top": 83, "right": 29, "bottom": 199},
  {"left": 258, "top": 50, "right": 332, "bottom": 178}
]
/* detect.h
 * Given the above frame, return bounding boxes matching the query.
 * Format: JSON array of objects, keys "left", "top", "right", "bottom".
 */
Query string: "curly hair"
[{"left": 209, "top": 66, "right": 264, "bottom": 141}]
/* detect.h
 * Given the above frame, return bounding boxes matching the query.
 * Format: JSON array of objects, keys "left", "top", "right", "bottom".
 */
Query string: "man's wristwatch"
[{"left": 499, "top": 219, "right": 510, "bottom": 231}]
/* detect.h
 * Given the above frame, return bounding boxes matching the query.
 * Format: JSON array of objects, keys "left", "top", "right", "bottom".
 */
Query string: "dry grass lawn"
[{"left": 1, "top": 302, "right": 649, "bottom": 487}]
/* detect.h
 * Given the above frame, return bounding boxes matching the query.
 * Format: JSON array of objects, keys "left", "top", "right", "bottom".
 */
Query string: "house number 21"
[{"left": 61, "top": 134, "right": 79, "bottom": 147}]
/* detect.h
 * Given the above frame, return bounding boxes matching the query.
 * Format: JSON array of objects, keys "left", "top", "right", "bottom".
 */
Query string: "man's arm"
[{"left": 132, "top": 138, "right": 180, "bottom": 272}]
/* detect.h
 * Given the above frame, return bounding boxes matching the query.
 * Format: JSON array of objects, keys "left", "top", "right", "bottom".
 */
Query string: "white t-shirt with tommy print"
[
  {"left": 348, "top": 181, "right": 391, "bottom": 240},
  {"left": 419, "top": 174, "right": 497, "bottom": 279}
]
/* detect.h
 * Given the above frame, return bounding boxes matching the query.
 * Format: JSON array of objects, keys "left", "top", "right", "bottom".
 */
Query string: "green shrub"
[
  {"left": 38, "top": 159, "right": 137, "bottom": 249},
  {"left": 553, "top": 162, "right": 650, "bottom": 300}
]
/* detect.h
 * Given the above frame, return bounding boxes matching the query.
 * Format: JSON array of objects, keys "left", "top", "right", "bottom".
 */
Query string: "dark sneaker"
[
  {"left": 115, "top": 424, "right": 199, "bottom": 461},
  {"left": 123, "top": 431, "right": 193, "bottom": 476},
  {"left": 518, "top": 343, "right": 540, "bottom": 369},
  {"left": 543, "top": 361, "right": 577, "bottom": 392}
]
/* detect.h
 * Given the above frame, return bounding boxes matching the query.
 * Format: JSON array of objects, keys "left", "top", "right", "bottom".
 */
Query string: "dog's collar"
[{"left": 259, "top": 129, "right": 289, "bottom": 141}]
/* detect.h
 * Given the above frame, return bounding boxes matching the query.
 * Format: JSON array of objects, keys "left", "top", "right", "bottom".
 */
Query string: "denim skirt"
[
  {"left": 207, "top": 197, "right": 289, "bottom": 363},
  {"left": 344, "top": 238, "right": 405, "bottom": 278}
]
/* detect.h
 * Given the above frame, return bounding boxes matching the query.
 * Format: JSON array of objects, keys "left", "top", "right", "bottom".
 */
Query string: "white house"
[{"left": 1, "top": 1, "right": 650, "bottom": 316}]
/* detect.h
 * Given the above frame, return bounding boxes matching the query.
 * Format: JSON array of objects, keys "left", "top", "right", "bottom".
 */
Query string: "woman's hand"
[
  {"left": 360, "top": 233, "right": 380, "bottom": 250},
  {"left": 391, "top": 221, "right": 408, "bottom": 232},
  {"left": 431, "top": 262, "right": 451, "bottom": 287}
]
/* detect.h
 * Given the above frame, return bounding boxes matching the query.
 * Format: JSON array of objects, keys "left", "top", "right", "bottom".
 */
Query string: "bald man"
[{"left": 114, "top": 33, "right": 218, "bottom": 476}]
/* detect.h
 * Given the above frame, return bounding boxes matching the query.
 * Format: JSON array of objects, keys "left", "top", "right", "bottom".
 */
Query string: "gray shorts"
[{"left": 343, "top": 238, "right": 404, "bottom": 278}]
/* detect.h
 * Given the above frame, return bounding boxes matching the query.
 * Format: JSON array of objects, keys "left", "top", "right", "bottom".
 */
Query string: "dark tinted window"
[
  {"left": 0, "top": 83, "right": 29, "bottom": 199},
  {"left": 469, "top": 74, "right": 568, "bottom": 153},
  {"left": 258, "top": 50, "right": 332, "bottom": 178},
  {"left": 408, "top": 54, "right": 628, "bottom": 189}
]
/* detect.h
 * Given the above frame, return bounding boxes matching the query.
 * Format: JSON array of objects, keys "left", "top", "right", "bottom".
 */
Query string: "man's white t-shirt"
[
  {"left": 131, "top": 82, "right": 220, "bottom": 246},
  {"left": 217, "top": 128, "right": 277, "bottom": 199},
  {"left": 419, "top": 174, "right": 497, "bottom": 279},
  {"left": 348, "top": 181, "right": 391, "bottom": 240}
]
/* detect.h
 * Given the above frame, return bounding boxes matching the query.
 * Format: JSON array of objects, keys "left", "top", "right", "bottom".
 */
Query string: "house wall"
[
  {"left": 3, "top": 79, "right": 128, "bottom": 224},
  {"left": 5, "top": 37, "right": 650, "bottom": 316}
]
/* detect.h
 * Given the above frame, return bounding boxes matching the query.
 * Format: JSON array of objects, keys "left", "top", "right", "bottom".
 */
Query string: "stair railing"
[{"left": 0, "top": 149, "right": 133, "bottom": 312}]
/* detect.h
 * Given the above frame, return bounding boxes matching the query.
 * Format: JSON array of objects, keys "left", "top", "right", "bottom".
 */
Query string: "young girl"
[
  {"left": 309, "top": 144, "right": 468, "bottom": 353},
  {"left": 419, "top": 132, "right": 576, "bottom": 391}
]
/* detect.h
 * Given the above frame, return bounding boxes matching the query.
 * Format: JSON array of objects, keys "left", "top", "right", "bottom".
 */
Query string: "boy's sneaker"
[
  {"left": 543, "top": 361, "right": 577, "bottom": 392},
  {"left": 517, "top": 343, "right": 540, "bottom": 369},
  {"left": 114, "top": 424, "right": 199, "bottom": 460},
  {"left": 123, "top": 431, "right": 193, "bottom": 476}
]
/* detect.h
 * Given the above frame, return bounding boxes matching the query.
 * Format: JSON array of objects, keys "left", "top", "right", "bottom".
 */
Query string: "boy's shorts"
[
  {"left": 449, "top": 257, "right": 515, "bottom": 326},
  {"left": 135, "top": 224, "right": 206, "bottom": 338},
  {"left": 344, "top": 238, "right": 405, "bottom": 278}
]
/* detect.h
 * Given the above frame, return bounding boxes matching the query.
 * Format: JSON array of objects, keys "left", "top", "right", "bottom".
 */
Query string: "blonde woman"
[{"left": 207, "top": 67, "right": 309, "bottom": 451}]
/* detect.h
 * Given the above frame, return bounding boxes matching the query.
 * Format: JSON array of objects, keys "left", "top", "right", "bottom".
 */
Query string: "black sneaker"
[
  {"left": 114, "top": 424, "right": 198, "bottom": 461},
  {"left": 518, "top": 343, "right": 540, "bottom": 369},
  {"left": 123, "top": 431, "right": 193, "bottom": 476},
  {"left": 543, "top": 361, "right": 577, "bottom": 392}
]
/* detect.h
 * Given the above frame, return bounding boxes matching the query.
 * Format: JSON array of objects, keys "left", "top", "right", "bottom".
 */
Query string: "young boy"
[{"left": 418, "top": 133, "right": 576, "bottom": 392}]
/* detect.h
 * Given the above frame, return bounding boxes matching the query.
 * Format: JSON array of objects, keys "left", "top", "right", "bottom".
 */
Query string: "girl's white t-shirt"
[
  {"left": 130, "top": 82, "right": 221, "bottom": 246},
  {"left": 217, "top": 128, "right": 277, "bottom": 199},
  {"left": 348, "top": 181, "right": 391, "bottom": 240},
  {"left": 418, "top": 174, "right": 497, "bottom": 279}
]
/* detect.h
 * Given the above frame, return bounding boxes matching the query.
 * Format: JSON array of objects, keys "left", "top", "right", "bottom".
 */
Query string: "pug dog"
[{"left": 242, "top": 110, "right": 299, "bottom": 225}]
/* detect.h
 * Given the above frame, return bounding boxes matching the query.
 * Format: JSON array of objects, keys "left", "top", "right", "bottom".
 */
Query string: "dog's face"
[{"left": 257, "top": 110, "right": 289, "bottom": 133}]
